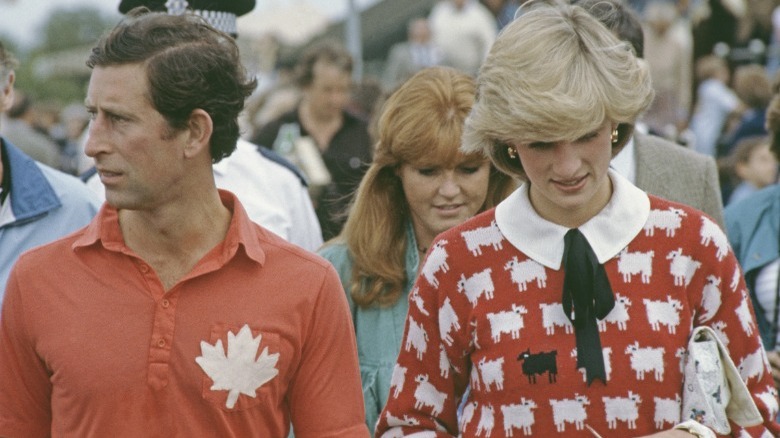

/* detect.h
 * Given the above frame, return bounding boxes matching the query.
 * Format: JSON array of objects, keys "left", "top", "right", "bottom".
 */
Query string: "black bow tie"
[{"left": 562, "top": 228, "right": 615, "bottom": 385}]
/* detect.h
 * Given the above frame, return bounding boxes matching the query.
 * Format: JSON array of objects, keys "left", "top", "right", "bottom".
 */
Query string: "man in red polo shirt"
[{"left": 0, "top": 8, "right": 368, "bottom": 437}]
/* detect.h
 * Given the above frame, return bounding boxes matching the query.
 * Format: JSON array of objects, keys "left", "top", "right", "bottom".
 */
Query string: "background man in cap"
[
  {"left": 84, "top": 0, "right": 324, "bottom": 251},
  {"left": 0, "top": 9, "right": 367, "bottom": 436}
]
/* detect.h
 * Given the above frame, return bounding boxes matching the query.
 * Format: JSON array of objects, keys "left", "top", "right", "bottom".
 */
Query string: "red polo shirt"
[{"left": 0, "top": 190, "right": 368, "bottom": 437}]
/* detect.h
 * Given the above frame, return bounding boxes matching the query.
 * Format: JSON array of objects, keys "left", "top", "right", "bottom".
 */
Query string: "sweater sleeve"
[
  {"left": 688, "top": 217, "right": 780, "bottom": 436},
  {"left": 374, "top": 238, "right": 472, "bottom": 437}
]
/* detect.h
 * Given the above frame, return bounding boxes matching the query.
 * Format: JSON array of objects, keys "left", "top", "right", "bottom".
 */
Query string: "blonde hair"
[
  {"left": 338, "top": 67, "right": 516, "bottom": 308},
  {"left": 462, "top": 0, "right": 654, "bottom": 179}
]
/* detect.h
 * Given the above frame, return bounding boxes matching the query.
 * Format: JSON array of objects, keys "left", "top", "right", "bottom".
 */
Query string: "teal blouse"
[{"left": 317, "top": 224, "right": 420, "bottom": 431}]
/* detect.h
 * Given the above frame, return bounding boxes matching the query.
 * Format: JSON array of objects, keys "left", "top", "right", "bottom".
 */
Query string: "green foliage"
[{"left": 3, "top": 5, "right": 120, "bottom": 107}]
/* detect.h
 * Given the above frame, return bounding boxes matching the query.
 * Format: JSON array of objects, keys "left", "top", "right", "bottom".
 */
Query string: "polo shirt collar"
[
  {"left": 495, "top": 169, "right": 650, "bottom": 270},
  {"left": 74, "top": 190, "right": 266, "bottom": 266}
]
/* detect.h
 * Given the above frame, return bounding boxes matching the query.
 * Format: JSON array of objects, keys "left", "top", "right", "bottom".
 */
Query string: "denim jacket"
[
  {"left": 0, "top": 139, "right": 100, "bottom": 300},
  {"left": 317, "top": 222, "right": 421, "bottom": 431},
  {"left": 725, "top": 184, "right": 780, "bottom": 350}
]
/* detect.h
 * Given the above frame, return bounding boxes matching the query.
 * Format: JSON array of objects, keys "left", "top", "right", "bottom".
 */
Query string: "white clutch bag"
[{"left": 681, "top": 325, "right": 763, "bottom": 434}]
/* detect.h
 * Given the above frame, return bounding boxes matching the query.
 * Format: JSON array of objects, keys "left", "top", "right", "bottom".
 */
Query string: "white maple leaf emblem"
[{"left": 195, "top": 324, "right": 280, "bottom": 408}]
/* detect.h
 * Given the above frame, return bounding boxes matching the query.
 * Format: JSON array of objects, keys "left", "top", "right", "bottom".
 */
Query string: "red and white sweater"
[{"left": 376, "top": 174, "right": 779, "bottom": 437}]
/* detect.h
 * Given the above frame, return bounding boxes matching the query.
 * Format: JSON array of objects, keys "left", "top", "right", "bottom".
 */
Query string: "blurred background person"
[
  {"left": 720, "top": 63, "right": 772, "bottom": 157},
  {"left": 482, "top": 0, "right": 522, "bottom": 30},
  {"left": 318, "top": 66, "right": 516, "bottom": 431},
  {"left": 429, "top": 0, "right": 498, "bottom": 77},
  {"left": 577, "top": 0, "right": 725, "bottom": 227},
  {"left": 641, "top": 0, "right": 693, "bottom": 140},
  {"left": 689, "top": 54, "right": 742, "bottom": 158},
  {"left": 721, "top": 135, "right": 778, "bottom": 205},
  {"left": 252, "top": 40, "right": 373, "bottom": 241},
  {"left": 725, "top": 89, "right": 780, "bottom": 407},
  {"left": 382, "top": 18, "right": 442, "bottom": 92},
  {"left": 55, "top": 103, "right": 91, "bottom": 175},
  {"left": 0, "top": 91, "right": 60, "bottom": 169},
  {"left": 0, "top": 41, "right": 99, "bottom": 300}
]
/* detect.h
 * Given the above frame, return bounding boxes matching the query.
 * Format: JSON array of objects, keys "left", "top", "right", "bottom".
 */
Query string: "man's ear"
[
  {"left": 183, "top": 108, "right": 213, "bottom": 159},
  {"left": 0, "top": 71, "right": 15, "bottom": 113}
]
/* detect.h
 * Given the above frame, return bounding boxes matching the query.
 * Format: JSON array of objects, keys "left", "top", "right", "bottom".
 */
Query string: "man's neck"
[{"left": 118, "top": 189, "right": 231, "bottom": 291}]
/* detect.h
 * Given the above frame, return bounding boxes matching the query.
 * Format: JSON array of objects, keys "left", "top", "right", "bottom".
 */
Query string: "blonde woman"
[
  {"left": 376, "top": 2, "right": 778, "bottom": 436},
  {"left": 318, "top": 66, "right": 515, "bottom": 430}
]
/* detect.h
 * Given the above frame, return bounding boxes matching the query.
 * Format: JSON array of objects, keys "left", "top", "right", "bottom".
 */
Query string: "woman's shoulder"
[{"left": 317, "top": 240, "right": 350, "bottom": 264}]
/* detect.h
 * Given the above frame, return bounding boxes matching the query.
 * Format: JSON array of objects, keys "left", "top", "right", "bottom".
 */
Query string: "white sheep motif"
[
  {"left": 404, "top": 317, "right": 429, "bottom": 360},
  {"left": 653, "top": 394, "right": 681, "bottom": 429},
  {"left": 413, "top": 374, "right": 447, "bottom": 416},
  {"left": 597, "top": 293, "right": 631, "bottom": 332},
  {"left": 475, "top": 405, "right": 495, "bottom": 437},
  {"left": 736, "top": 289, "right": 757, "bottom": 336},
  {"left": 699, "top": 275, "right": 722, "bottom": 322},
  {"left": 644, "top": 295, "right": 683, "bottom": 334},
  {"left": 478, "top": 357, "right": 505, "bottom": 392},
  {"left": 501, "top": 398, "right": 537, "bottom": 436},
  {"left": 730, "top": 267, "right": 741, "bottom": 292},
  {"left": 439, "top": 297, "right": 460, "bottom": 346},
  {"left": 461, "top": 220, "right": 504, "bottom": 256},
  {"left": 457, "top": 268, "right": 495, "bottom": 305},
  {"left": 540, "top": 302, "right": 573, "bottom": 335},
  {"left": 470, "top": 364, "right": 481, "bottom": 392},
  {"left": 617, "top": 248, "right": 654, "bottom": 283},
  {"left": 421, "top": 239, "right": 449, "bottom": 287},
  {"left": 486, "top": 304, "right": 528, "bottom": 342},
  {"left": 738, "top": 345, "right": 767, "bottom": 383},
  {"left": 549, "top": 394, "right": 590, "bottom": 432},
  {"left": 410, "top": 287, "right": 429, "bottom": 316},
  {"left": 504, "top": 256, "right": 547, "bottom": 292},
  {"left": 439, "top": 345, "right": 450, "bottom": 378},
  {"left": 757, "top": 386, "right": 779, "bottom": 419},
  {"left": 603, "top": 391, "right": 642, "bottom": 429},
  {"left": 625, "top": 341, "right": 665, "bottom": 381},
  {"left": 667, "top": 248, "right": 701, "bottom": 287},
  {"left": 644, "top": 207, "right": 687, "bottom": 237},
  {"left": 386, "top": 413, "right": 420, "bottom": 427},
  {"left": 711, "top": 320, "right": 730, "bottom": 347},
  {"left": 699, "top": 216, "right": 729, "bottom": 260},
  {"left": 389, "top": 364, "right": 406, "bottom": 398},
  {"left": 572, "top": 347, "right": 612, "bottom": 382},
  {"left": 461, "top": 400, "right": 478, "bottom": 430}
]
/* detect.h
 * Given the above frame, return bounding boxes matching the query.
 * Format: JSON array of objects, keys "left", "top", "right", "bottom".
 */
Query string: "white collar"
[{"left": 495, "top": 170, "right": 650, "bottom": 270}]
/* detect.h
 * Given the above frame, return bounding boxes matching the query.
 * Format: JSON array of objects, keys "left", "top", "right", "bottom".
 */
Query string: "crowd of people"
[{"left": 1, "top": 0, "right": 780, "bottom": 437}]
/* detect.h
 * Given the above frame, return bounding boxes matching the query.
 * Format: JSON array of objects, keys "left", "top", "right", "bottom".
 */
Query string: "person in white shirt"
[{"left": 428, "top": 0, "right": 498, "bottom": 76}]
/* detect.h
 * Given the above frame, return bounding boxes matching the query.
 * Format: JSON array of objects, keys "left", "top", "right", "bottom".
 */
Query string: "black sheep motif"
[{"left": 517, "top": 349, "right": 558, "bottom": 384}]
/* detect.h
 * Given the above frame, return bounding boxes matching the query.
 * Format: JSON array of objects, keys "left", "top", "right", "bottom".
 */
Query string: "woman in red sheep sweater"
[{"left": 374, "top": 2, "right": 779, "bottom": 437}]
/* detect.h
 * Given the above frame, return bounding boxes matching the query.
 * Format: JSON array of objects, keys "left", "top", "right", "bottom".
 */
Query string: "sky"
[{"left": 0, "top": 0, "right": 381, "bottom": 48}]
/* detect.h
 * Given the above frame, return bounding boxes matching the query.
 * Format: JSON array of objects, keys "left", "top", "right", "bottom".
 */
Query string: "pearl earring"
[{"left": 507, "top": 146, "right": 517, "bottom": 159}]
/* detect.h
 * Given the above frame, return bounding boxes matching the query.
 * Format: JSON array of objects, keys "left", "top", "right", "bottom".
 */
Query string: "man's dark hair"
[
  {"left": 87, "top": 7, "right": 257, "bottom": 162},
  {"left": 295, "top": 40, "right": 353, "bottom": 88},
  {"left": 572, "top": 0, "right": 644, "bottom": 58}
]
